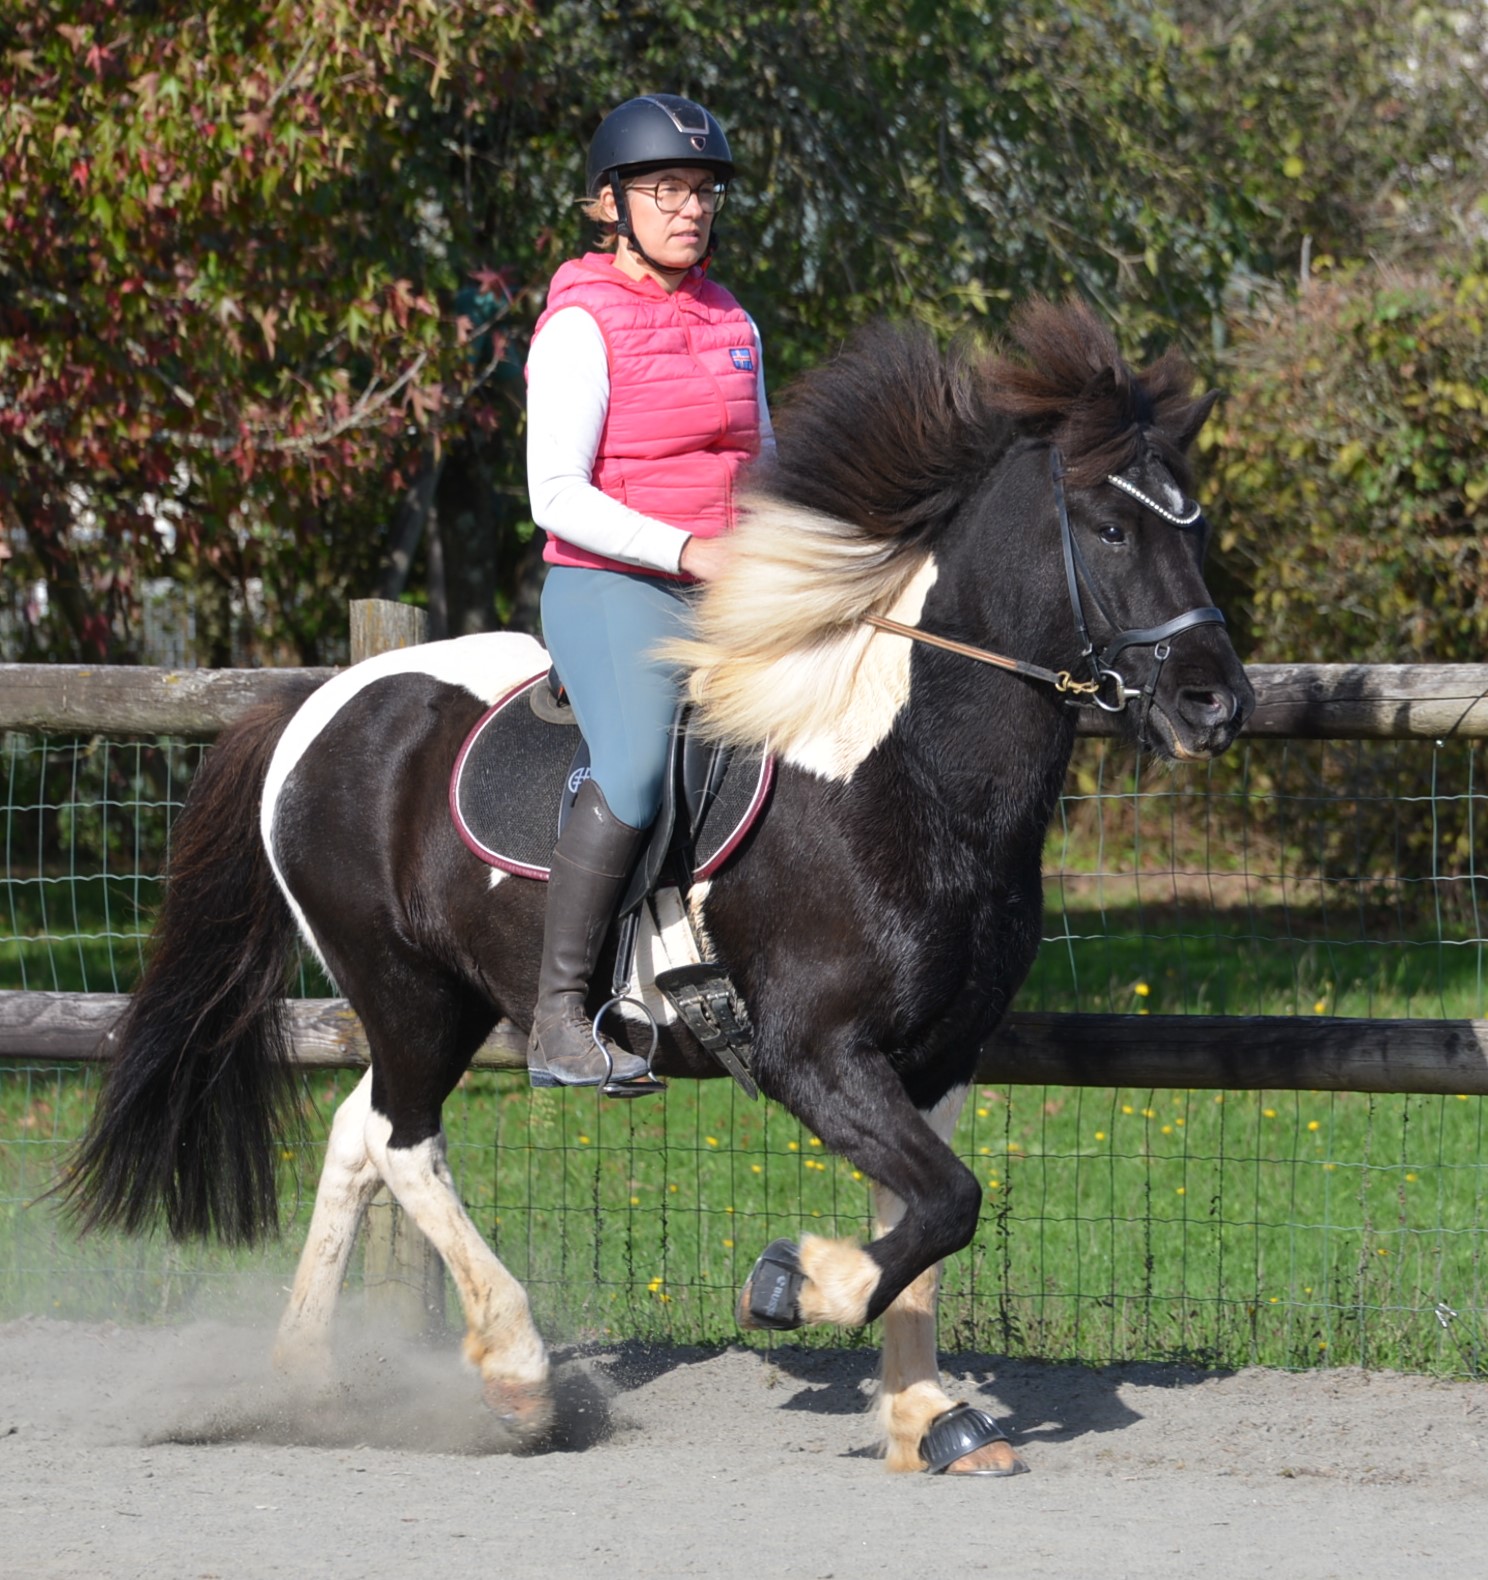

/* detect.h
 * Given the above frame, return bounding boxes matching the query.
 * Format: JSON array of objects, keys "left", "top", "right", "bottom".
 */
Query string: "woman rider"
[{"left": 524, "top": 94, "right": 773, "bottom": 1095}]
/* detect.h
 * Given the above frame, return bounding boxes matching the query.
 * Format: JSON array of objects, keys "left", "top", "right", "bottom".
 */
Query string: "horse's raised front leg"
[
  {"left": 362, "top": 1108, "right": 553, "bottom": 1443},
  {"left": 273, "top": 1070, "right": 381, "bottom": 1386},
  {"left": 873, "top": 1087, "right": 1023, "bottom": 1476},
  {"left": 737, "top": 1047, "right": 982, "bottom": 1329}
]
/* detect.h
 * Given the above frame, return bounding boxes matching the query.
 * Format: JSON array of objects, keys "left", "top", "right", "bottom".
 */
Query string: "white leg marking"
[
  {"left": 875, "top": 1084, "right": 971, "bottom": 1470},
  {"left": 362, "top": 1108, "right": 551, "bottom": 1428},
  {"left": 273, "top": 1071, "right": 380, "bottom": 1380}
]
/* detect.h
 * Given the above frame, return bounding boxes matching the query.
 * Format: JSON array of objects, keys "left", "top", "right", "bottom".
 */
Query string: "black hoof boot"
[
  {"left": 920, "top": 1403, "right": 1026, "bottom": 1476},
  {"left": 736, "top": 1239, "right": 806, "bottom": 1331}
]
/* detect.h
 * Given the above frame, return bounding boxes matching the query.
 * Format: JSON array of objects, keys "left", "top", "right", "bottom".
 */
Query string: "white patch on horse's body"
[
  {"left": 873, "top": 1084, "right": 971, "bottom": 1470},
  {"left": 361, "top": 1107, "right": 550, "bottom": 1414},
  {"left": 686, "top": 879, "right": 716, "bottom": 958},
  {"left": 273, "top": 1069, "right": 379, "bottom": 1381},
  {"left": 261, "top": 632, "right": 546, "bottom": 956},
  {"left": 783, "top": 555, "right": 939, "bottom": 781}
]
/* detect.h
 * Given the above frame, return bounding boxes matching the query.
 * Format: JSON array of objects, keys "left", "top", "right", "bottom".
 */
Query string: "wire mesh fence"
[{"left": 3, "top": 729, "right": 1487, "bottom": 1374}]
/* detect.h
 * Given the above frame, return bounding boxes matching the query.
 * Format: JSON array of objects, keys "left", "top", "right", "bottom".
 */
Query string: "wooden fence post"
[{"left": 348, "top": 599, "right": 447, "bottom": 1338}]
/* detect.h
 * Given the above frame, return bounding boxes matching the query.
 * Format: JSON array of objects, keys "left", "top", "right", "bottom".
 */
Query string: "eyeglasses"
[{"left": 627, "top": 177, "right": 728, "bottom": 215}]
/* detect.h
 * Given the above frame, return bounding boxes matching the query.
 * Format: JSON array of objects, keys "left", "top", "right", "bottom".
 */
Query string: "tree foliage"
[
  {"left": 2, "top": 1, "right": 1483, "bottom": 663},
  {"left": 1, "top": 0, "right": 534, "bottom": 662},
  {"left": 1205, "top": 263, "right": 1488, "bottom": 665}
]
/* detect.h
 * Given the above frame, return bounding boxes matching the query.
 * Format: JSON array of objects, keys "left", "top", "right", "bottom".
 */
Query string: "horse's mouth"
[{"left": 1140, "top": 688, "right": 1250, "bottom": 761}]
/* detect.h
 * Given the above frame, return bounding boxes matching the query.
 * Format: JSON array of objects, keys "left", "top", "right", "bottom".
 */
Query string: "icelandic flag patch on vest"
[{"left": 729, "top": 347, "right": 755, "bottom": 372}]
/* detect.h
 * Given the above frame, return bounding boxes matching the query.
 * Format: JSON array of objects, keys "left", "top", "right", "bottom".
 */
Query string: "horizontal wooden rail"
[
  {"left": 4, "top": 662, "right": 1488, "bottom": 740},
  {"left": 4, "top": 992, "right": 1486, "bottom": 1096}
]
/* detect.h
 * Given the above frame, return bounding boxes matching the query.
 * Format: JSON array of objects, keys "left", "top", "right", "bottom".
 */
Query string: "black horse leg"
[{"left": 742, "top": 1046, "right": 984, "bottom": 1330}]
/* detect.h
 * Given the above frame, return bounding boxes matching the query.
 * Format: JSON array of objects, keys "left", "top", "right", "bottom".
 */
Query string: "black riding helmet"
[{"left": 586, "top": 94, "right": 733, "bottom": 269}]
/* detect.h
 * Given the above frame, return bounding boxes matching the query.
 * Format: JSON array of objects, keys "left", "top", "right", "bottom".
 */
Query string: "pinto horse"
[{"left": 65, "top": 299, "right": 1253, "bottom": 1476}]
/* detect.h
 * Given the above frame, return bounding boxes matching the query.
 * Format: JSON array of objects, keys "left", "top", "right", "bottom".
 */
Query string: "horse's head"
[
  {"left": 986, "top": 299, "right": 1254, "bottom": 761},
  {"left": 662, "top": 298, "right": 1252, "bottom": 774}
]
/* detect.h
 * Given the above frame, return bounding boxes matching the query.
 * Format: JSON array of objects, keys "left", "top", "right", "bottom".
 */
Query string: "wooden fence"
[{"left": 4, "top": 640, "right": 1488, "bottom": 1095}]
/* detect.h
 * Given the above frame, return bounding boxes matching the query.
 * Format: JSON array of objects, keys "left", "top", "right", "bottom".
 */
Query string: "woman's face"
[{"left": 605, "top": 166, "right": 723, "bottom": 282}]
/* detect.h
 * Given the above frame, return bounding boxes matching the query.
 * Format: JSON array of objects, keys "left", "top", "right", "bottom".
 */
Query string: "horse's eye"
[{"left": 1098, "top": 522, "right": 1126, "bottom": 546}]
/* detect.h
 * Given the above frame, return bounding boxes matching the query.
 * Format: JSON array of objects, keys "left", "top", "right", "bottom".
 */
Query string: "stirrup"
[{"left": 591, "top": 996, "right": 666, "bottom": 1098}]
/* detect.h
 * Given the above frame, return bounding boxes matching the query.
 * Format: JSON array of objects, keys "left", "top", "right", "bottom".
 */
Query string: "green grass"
[{"left": 5, "top": 1058, "right": 1486, "bottom": 1376}]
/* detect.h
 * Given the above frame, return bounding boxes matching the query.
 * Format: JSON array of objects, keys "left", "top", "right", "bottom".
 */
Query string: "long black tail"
[{"left": 60, "top": 677, "right": 323, "bottom": 1245}]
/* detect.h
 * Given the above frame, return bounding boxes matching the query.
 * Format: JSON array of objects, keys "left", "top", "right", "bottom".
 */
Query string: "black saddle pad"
[{"left": 451, "top": 673, "right": 772, "bottom": 881}]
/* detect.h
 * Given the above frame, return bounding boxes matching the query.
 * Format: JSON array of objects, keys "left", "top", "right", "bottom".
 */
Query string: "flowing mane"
[{"left": 665, "top": 297, "right": 1212, "bottom": 752}]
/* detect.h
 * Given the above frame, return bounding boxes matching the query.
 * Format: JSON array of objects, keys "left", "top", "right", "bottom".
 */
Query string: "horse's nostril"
[{"left": 1180, "top": 687, "right": 1235, "bottom": 727}]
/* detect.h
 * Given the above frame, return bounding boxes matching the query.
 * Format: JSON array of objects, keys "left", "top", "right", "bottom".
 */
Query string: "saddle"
[{"left": 449, "top": 670, "right": 771, "bottom": 1094}]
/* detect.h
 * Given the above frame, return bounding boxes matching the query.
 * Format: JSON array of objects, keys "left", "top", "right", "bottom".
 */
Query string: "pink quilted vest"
[{"left": 530, "top": 253, "right": 762, "bottom": 577}]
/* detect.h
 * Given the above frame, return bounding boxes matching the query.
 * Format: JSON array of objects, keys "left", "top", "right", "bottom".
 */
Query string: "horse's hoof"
[
  {"left": 736, "top": 1238, "right": 806, "bottom": 1331},
  {"left": 482, "top": 1376, "right": 555, "bottom": 1443},
  {"left": 921, "top": 1403, "right": 1027, "bottom": 1477}
]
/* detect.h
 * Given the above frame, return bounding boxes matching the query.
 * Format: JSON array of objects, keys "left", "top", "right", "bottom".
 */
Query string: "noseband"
[{"left": 864, "top": 446, "right": 1226, "bottom": 718}]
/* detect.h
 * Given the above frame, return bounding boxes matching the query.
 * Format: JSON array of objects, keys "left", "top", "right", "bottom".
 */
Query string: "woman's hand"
[{"left": 679, "top": 534, "right": 735, "bottom": 581}]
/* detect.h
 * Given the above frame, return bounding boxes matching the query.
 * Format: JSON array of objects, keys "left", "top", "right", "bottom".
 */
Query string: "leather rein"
[{"left": 864, "top": 446, "right": 1225, "bottom": 716}]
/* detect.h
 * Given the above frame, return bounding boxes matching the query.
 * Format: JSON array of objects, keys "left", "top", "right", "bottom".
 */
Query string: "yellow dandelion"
[
  {"left": 1307, "top": 1120, "right": 1320, "bottom": 1132},
  {"left": 1142, "top": 1107, "right": 1156, "bottom": 1119},
  {"left": 1269, "top": 1296, "right": 1279, "bottom": 1304},
  {"left": 987, "top": 1178, "right": 1001, "bottom": 1191},
  {"left": 725, "top": 1205, "right": 734, "bottom": 1213},
  {"left": 977, "top": 1107, "right": 990, "bottom": 1118},
  {"left": 809, "top": 1137, "right": 823, "bottom": 1148},
  {"left": 1377, "top": 1247, "right": 1388, "bottom": 1256},
  {"left": 1313, "top": 1000, "right": 1327, "bottom": 1014},
  {"left": 647, "top": 1277, "right": 664, "bottom": 1293},
  {"left": 1121, "top": 1105, "right": 1134, "bottom": 1115},
  {"left": 1213, "top": 1094, "right": 1224, "bottom": 1104},
  {"left": 851, "top": 1170, "right": 863, "bottom": 1181},
  {"left": 1175, "top": 1117, "right": 1185, "bottom": 1127},
  {"left": 706, "top": 1136, "right": 719, "bottom": 1147},
  {"left": 1405, "top": 1173, "right": 1418, "bottom": 1183},
  {"left": 1134, "top": 982, "right": 1151, "bottom": 998},
  {"left": 1161, "top": 1124, "right": 1173, "bottom": 1136},
  {"left": 1176, "top": 1186, "right": 1186, "bottom": 1196},
  {"left": 787, "top": 1140, "right": 799, "bottom": 1152},
  {"left": 751, "top": 1164, "right": 762, "bottom": 1174},
  {"left": 1095, "top": 1130, "right": 1107, "bottom": 1142},
  {"left": 577, "top": 1134, "right": 591, "bottom": 1145},
  {"left": 979, "top": 1145, "right": 991, "bottom": 1156},
  {"left": 629, "top": 1195, "right": 640, "bottom": 1206},
  {"left": 1263, "top": 1108, "right": 1277, "bottom": 1119},
  {"left": 668, "top": 1183, "right": 679, "bottom": 1193},
  {"left": 723, "top": 1239, "right": 734, "bottom": 1249}
]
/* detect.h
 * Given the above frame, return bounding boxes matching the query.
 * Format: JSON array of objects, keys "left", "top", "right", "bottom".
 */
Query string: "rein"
[{"left": 865, "top": 446, "right": 1225, "bottom": 716}]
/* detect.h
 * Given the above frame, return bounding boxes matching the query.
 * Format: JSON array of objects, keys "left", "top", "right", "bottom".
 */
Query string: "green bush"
[{"left": 1204, "top": 262, "right": 1488, "bottom": 665}]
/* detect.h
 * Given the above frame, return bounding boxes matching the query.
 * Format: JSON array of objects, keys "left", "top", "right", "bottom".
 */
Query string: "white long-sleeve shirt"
[{"left": 525, "top": 304, "right": 775, "bottom": 576}]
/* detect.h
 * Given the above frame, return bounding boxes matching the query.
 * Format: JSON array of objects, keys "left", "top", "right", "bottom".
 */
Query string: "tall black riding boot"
[{"left": 528, "top": 778, "right": 665, "bottom": 1097}]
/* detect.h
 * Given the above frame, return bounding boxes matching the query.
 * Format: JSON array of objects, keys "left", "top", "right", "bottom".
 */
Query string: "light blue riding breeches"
[{"left": 539, "top": 565, "right": 695, "bottom": 830}]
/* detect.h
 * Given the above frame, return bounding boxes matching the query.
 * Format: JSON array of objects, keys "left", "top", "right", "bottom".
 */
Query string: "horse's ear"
[{"left": 1170, "top": 389, "right": 1219, "bottom": 454}]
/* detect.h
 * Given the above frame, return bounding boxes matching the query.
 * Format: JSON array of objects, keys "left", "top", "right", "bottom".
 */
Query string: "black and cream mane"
[{"left": 669, "top": 297, "right": 1215, "bottom": 752}]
